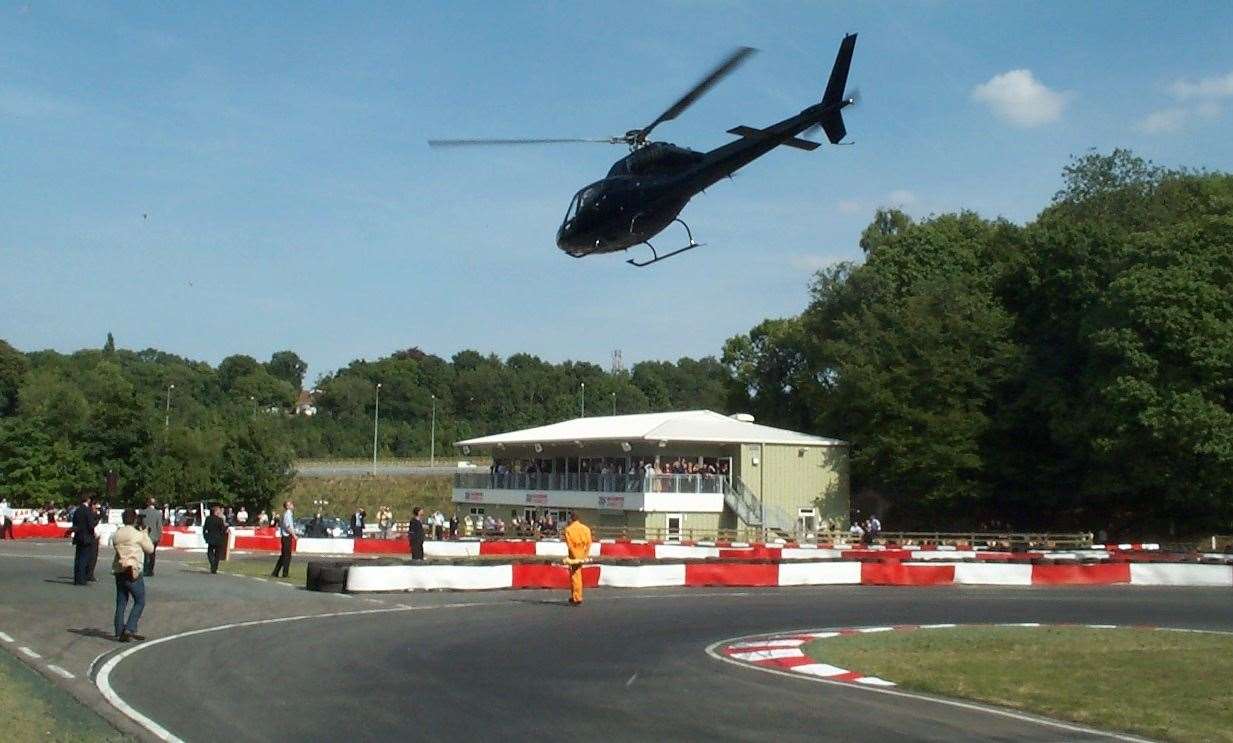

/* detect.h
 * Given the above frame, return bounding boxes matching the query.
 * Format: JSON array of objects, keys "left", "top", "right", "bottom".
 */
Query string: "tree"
[
  {"left": 0, "top": 339, "right": 29, "bottom": 416},
  {"left": 217, "top": 421, "right": 293, "bottom": 511},
  {"left": 217, "top": 355, "right": 260, "bottom": 392},
  {"left": 103, "top": 332, "right": 115, "bottom": 356},
  {"left": 267, "top": 351, "right": 308, "bottom": 390}
]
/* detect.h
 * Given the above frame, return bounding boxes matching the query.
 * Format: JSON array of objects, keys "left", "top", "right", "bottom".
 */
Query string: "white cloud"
[
  {"left": 1136, "top": 71, "right": 1233, "bottom": 135},
  {"left": 1168, "top": 71, "right": 1233, "bottom": 101},
  {"left": 836, "top": 199, "right": 861, "bottom": 214},
  {"left": 971, "top": 69, "right": 1067, "bottom": 127},
  {"left": 1137, "top": 107, "right": 1188, "bottom": 134}
]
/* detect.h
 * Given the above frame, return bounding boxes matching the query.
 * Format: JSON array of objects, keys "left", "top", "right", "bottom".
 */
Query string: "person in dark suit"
[
  {"left": 203, "top": 505, "right": 227, "bottom": 574},
  {"left": 71, "top": 494, "right": 97, "bottom": 585},
  {"left": 138, "top": 498, "right": 164, "bottom": 576},
  {"left": 408, "top": 506, "right": 425, "bottom": 560},
  {"left": 350, "top": 509, "right": 365, "bottom": 539}
]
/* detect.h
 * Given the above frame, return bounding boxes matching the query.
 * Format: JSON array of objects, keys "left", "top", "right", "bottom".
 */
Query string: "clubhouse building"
[{"left": 452, "top": 410, "right": 849, "bottom": 539}]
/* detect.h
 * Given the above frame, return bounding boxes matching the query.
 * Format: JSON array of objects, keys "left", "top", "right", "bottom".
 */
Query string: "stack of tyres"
[{"left": 307, "top": 560, "right": 352, "bottom": 593}]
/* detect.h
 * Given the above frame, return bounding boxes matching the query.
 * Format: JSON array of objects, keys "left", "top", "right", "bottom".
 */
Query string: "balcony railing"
[{"left": 454, "top": 471, "right": 729, "bottom": 495}]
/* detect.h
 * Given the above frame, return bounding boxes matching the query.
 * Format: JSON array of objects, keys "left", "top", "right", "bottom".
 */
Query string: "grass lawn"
[
  {"left": 288, "top": 475, "right": 453, "bottom": 522},
  {"left": 192, "top": 555, "right": 308, "bottom": 585},
  {"left": 0, "top": 648, "right": 130, "bottom": 742},
  {"left": 804, "top": 626, "right": 1233, "bottom": 743}
]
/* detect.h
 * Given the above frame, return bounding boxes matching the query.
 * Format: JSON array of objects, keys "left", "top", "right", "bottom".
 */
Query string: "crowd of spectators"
[{"left": 486, "top": 456, "right": 732, "bottom": 493}]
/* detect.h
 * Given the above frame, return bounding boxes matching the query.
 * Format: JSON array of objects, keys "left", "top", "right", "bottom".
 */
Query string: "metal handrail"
[{"left": 454, "top": 471, "right": 729, "bottom": 495}]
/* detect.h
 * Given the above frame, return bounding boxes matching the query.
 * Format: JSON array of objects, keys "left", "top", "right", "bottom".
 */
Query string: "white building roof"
[{"left": 455, "top": 410, "right": 846, "bottom": 448}]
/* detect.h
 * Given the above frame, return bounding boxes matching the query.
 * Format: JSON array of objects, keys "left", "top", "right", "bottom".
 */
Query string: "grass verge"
[
  {"left": 289, "top": 475, "right": 453, "bottom": 522},
  {"left": 191, "top": 555, "right": 307, "bottom": 586},
  {"left": 804, "top": 626, "right": 1233, "bottom": 743},
  {"left": 0, "top": 648, "right": 130, "bottom": 742}
]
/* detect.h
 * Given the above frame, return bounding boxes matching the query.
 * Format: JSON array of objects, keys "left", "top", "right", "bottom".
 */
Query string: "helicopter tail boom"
[{"left": 817, "top": 33, "right": 857, "bottom": 144}]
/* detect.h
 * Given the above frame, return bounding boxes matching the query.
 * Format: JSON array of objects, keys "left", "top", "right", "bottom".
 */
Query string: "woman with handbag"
[{"left": 112, "top": 508, "right": 155, "bottom": 642}]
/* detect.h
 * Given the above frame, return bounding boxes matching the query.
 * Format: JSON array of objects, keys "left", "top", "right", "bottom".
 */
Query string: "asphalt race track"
[{"left": 104, "top": 584, "right": 1233, "bottom": 742}]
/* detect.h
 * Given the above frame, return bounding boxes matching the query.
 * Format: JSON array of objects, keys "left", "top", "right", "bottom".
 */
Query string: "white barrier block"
[
  {"left": 912, "top": 550, "right": 978, "bottom": 561},
  {"left": 777, "top": 562, "right": 862, "bottom": 586},
  {"left": 347, "top": 564, "right": 513, "bottom": 592},
  {"left": 424, "top": 541, "right": 480, "bottom": 557},
  {"left": 781, "top": 548, "right": 845, "bottom": 560},
  {"left": 535, "top": 542, "right": 568, "bottom": 557},
  {"left": 1130, "top": 563, "right": 1233, "bottom": 587},
  {"left": 598, "top": 564, "right": 686, "bottom": 588},
  {"left": 172, "top": 532, "right": 205, "bottom": 549},
  {"left": 954, "top": 563, "right": 1032, "bottom": 586},
  {"left": 655, "top": 545, "right": 720, "bottom": 559},
  {"left": 296, "top": 538, "right": 354, "bottom": 555}
]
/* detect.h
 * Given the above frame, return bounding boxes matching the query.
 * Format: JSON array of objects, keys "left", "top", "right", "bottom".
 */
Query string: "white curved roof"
[{"left": 455, "top": 410, "right": 846, "bottom": 448}]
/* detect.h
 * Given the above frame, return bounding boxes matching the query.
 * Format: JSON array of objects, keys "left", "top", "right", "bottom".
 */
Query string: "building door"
[
  {"left": 665, "top": 513, "right": 683, "bottom": 543},
  {"left": 797, "top": 508, "right": 818, "bottom": 538}
]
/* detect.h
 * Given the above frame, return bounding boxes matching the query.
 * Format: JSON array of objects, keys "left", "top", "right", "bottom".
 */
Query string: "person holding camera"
[{"left": 112, "top": 508, "right": 155, "bottom": 642}]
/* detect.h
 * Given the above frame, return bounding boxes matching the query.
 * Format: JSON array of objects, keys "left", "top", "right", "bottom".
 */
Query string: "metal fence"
[{"left": 454, "top": 471, "right": 729, "bottom": 495}]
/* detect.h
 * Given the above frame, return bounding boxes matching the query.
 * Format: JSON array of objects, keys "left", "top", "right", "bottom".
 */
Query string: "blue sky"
[{"left": 3, "top": 1, "right": 1232, "bottom": 383}]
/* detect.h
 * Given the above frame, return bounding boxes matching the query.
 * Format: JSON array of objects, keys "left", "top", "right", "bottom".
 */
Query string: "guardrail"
[
  {"left": 454, "top": 471, "right": 730, "bottom": 494},
  {"left": 584, "top": 526, "right": 1094, "bottom": 548}
]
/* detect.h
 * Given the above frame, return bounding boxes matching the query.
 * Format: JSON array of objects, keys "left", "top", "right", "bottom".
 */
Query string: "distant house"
[{"left": 294, "top": 389, "right": 318, "bottom": 416}]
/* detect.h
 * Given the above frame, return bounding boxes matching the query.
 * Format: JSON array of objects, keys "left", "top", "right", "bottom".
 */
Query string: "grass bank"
[
  {"left": 288, "top": 475, "right": 453, "bottom": 522},
  {"left": 0, "top": 648, "right": 130, "bottom": 742},
  {"left": 804, "top": 626, "right": 1233, "bottom": 743}
]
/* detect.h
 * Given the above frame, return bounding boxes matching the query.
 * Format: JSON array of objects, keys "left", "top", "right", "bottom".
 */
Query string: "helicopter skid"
[{"left": 626, "top": 219, "right": 703, "bottom": 267}]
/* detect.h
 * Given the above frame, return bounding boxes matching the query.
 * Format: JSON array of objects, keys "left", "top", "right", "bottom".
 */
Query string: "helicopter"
[{"left": 429, "top": 33, "right": 857, "bottom": 267}]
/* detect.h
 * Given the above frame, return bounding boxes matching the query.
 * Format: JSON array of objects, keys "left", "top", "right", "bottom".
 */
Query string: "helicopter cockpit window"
[{"left": 564, "top": 184, "right": 602, "bottom": 224}]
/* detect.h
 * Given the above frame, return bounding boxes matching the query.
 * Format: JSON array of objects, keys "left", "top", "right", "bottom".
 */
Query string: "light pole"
[
  {"left": 249, "top": 395, "right": 256, "bottom": 419},
  {"left": 430, "top": 394, "right": 437, "bottom": 467},
  {"left": 580, "top": 382, "right": 585, "bottom": 418},
  {"left": 611, "top": 392, "right": 616, "bottom": 416},
  {"left": 164, "top": 384, "right": 175, "bottom": 430},
  {"left": 372, "top": 383, "right": 381, "bottom": 475}
]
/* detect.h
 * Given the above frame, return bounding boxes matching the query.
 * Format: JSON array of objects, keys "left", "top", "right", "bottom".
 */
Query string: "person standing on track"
[
  {"left": 139, "top": 497, "right": 163, "bottom": 576},
  {"left": 408, "top": 506, "right": 425, "bottom": 560},
  {"left": 271, "top": 500, "right": 295, "bottom": 578},
  {"left": 563, "top": 511, "right": 592, "bottom": 606},
  {"left": 112, "top": 508, "right": 154, "bottom": 642},
  {"left": 203, "top": 505, "right": 227, "bottom": 574},
  {"left": 71, "top": 494, "right": 97, "bottom": 585}
]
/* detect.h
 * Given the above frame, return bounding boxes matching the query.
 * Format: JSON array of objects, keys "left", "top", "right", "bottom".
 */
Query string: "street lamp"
[
  {"left": 580, "top": 382, "right": 585, "bottom": 418},
  {"left": 164, "top": 384, "right": 175, "bottom": 430},
  {"left": 372, "top": 383, "right": 382, "bottom": 475},
  {"left": 611, "top": 391, "right": 616, "bottom": 416},
  {"left": 430, "top": 394, "right": 437, "bottom": 467},
  {"left": 249, "top": 395, "right": 256, "bottom": 419}
]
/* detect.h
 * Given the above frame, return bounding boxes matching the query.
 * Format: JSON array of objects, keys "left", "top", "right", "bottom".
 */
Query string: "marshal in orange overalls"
[{"left": 563, "top": 514, "right": 592, "bottom": 605}]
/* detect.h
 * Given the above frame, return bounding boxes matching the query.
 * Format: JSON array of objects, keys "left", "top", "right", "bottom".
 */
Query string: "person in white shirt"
[
  {"left": 271, "top": 500, "right": 295, "bottom": 578},
  {"left": 0, "top": 498, "right": 13, "bottom": 539},
  {"left": 236, "top": 507, "right": 248, "bottom": 525},
  {"left": 112, "top": 508, "right": 155, "bottom": 642}
]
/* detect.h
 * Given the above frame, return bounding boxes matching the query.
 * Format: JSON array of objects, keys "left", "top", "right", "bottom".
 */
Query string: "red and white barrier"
[{"left": 344, "top": 558, "right": 1233, "bottom": 592}]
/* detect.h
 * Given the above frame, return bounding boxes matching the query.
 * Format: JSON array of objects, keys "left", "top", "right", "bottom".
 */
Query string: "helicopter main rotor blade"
[
  {"left": 427, "top": 137, "right": 621, "bottom": 147},
  {"left": 638, "top": 46, "right": 757, "bottom": 140}
]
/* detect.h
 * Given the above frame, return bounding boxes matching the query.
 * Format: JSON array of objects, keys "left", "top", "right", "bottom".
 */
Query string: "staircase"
[{"left": 723, "top": 477, "right": 796, "bottom": 534}]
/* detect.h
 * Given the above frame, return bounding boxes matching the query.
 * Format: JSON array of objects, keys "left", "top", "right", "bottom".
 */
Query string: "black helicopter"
[{"left": 430, "top": 33, "right": 857, "bottom": 267}]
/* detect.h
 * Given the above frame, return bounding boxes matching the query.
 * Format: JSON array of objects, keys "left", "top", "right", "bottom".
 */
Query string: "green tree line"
[
  {"left": 724, "top": 150, "right": 1233, "bottom": 535},
  {"left": 3, "top": 150, "right": 1230, "bottom": 535}
]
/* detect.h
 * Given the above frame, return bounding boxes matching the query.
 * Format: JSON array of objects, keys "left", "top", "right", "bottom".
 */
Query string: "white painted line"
[
  {"left": 727, "top": 648, "right": 805, "bottom": 661},
  {"left": 625, "top": 672, "right": 638, "bottom": 688},
  {"left": 48, "top": 665, "right": 75, "bottom": 679},
  {"left": 857, "top": 626, "right": 894, "bottom": 633},
  {"left": 919, "top": 623, "right": 956, "bottom": 629},
  {"left": 96, "top": 601, "right": 494, "bottom": 742},
  {"left": 0, "top": 631, "right": 13, "bottom": 642},
  {"left": 801, "top": 631, "right": 840, "bottom": 639},
  {"left": 1086, "top": 624, "right": 1117, "bottom": 629},
  {"left": 1000, "top": 622, "right": 1042, "bottom": 627},
  {"left": 19, "top": 646, "right": 41, "bottom": 659},
  {"left": 855, "top": 676, "right": 896, "bottom": 687},
  {"left": 728, "top": 639, "right": 804, "bottom": 649},
  {"left": 251, "top": 577, "right": 268, "bottom": 582},
  {"left": 791, "top": 662, "right": 850, "bottom": 677},
  {"left": 361, "top": 598, "right": 384, "bottom": 604}
]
